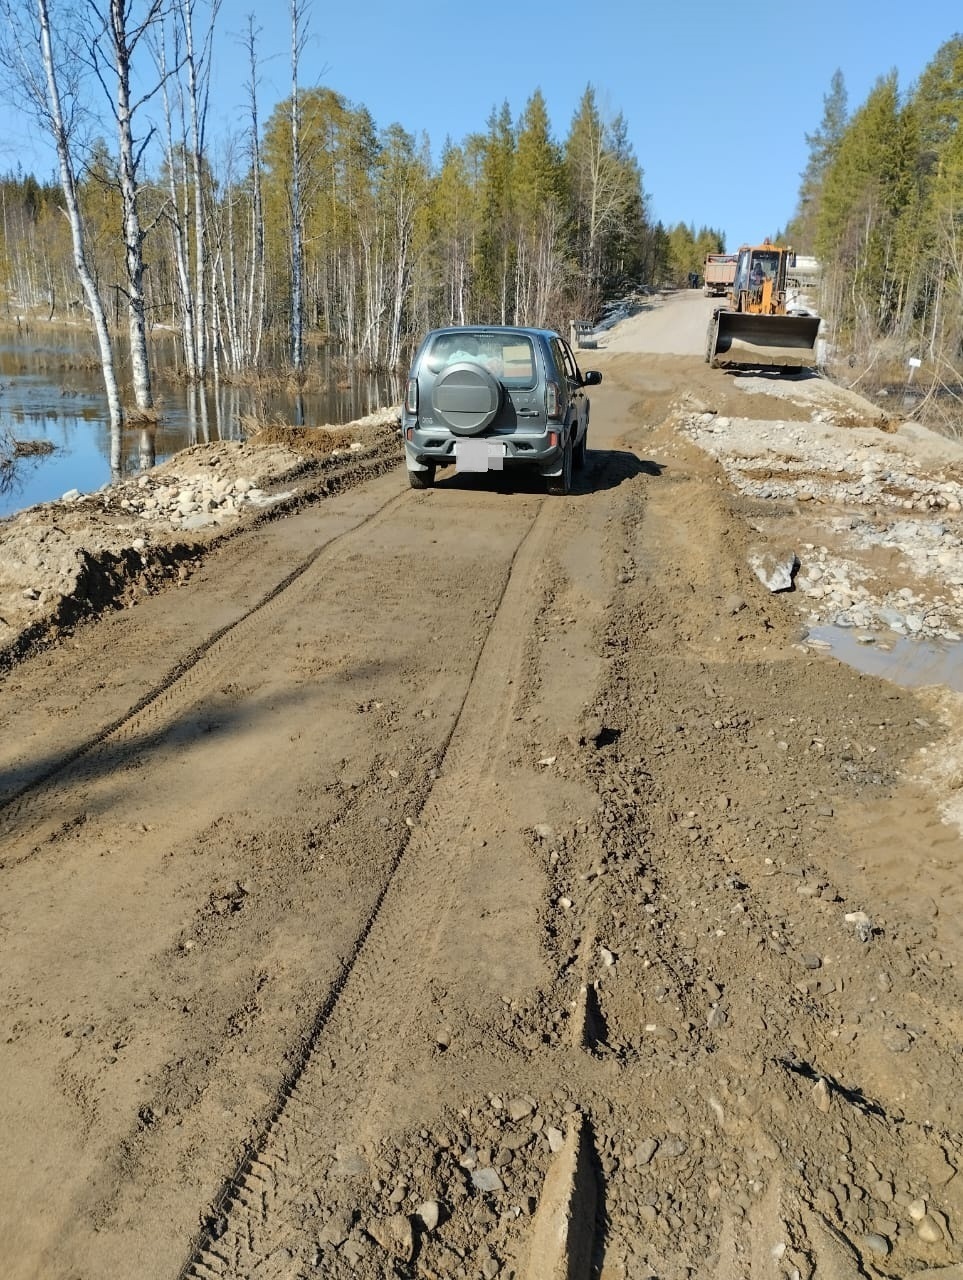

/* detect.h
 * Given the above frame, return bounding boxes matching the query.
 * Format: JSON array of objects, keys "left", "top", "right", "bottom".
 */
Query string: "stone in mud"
[
  {"left": 318, "top": 1210, "right": 352, "bottom": 1246},
  {"left": 882, "top": 1028, "right": 913, "bottom": 1053},
  {"left": 507, "top": 1097, "right": 535, "bottom": 1122},
  {"left": 472, "top": 1167, "right": 504, "bottom": 1193},
  {"left": 861, "top": 1232, "right": 890, "bottom": 1257},
  {"left": 633, "top": 1138, "right": 659, "bottom": 1166},
  {"left": 917, "top": 1215, "right": 944, "bottom": 1244},
  {"left": 331, "top": 1146, "right": 367, "bottom": 1179},
  {"left": 367, "top": 1213, "right": 414, "bottom": 1261},
  {"left": 749, "top": 550, "right": 799, "bottom": 592},
  {"left": 812, "top": 1078, "right": 832, "bottom": 1113},
  {"left": 413, "top": 1199, "right": 441, "bottom": 1233}
]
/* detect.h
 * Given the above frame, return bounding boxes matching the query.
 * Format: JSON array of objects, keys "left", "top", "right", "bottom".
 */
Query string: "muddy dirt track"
[{"left": 2, "top": 294, "right": 963, "bottom": 1279}]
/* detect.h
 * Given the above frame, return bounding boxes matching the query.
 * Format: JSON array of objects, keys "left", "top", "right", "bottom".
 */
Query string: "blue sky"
[{"left": 5, "top": 0, "right": 961, "bottom": 252}]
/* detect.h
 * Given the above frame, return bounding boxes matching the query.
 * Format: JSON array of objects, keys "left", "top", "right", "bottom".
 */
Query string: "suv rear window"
[{"left": 424, "top": 333, "right": 537, "bottom": 389}]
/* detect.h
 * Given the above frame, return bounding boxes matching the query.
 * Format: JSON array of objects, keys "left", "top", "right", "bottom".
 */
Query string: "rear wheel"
[
  {"left": 573, "top": 426, "right": 588, "bottom": 470},
  {"left": 408, "top": 465, "right": 435, "bottom": 489},
  {"left": 546, "top": 435, "right": 573, "bottom": 496},
  {"left": 705, "top": 312, "right": 720, "bottom": 364}
]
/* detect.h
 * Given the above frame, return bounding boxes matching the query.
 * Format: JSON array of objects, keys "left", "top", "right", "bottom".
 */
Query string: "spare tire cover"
[{"left": 431, "top": 362, "right": 502, "bottom": 435}]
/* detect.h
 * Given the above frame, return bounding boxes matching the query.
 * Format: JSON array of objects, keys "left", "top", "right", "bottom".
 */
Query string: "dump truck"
[
  {"left": 705, "top": 241, "right": 820, "bottom": 371},
  {"left": 703, "top": 253, "right": 737, "bottom": 297}
]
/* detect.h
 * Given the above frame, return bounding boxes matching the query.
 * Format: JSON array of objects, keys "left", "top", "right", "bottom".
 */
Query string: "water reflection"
[
  {"left": 0, "top": 330, "right": 399, "bottom": 518},
  {"left": 807, "top": 625, "right": 963, "bottom": 693}
]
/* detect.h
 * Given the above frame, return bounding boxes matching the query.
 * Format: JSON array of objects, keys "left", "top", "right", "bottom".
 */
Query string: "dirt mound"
[{"left": 0, "top": 410, "right": 401, "bottom": 669}]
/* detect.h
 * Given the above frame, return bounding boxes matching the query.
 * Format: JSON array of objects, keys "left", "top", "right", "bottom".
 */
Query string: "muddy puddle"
[{"left": 807, "top": 623, "right": 963, "bottom": 692}]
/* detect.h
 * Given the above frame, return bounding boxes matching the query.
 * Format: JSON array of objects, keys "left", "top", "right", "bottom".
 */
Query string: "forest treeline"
[
  {"left": 0, "top": 84, "right": 723, "bottom": 371},
  {"left": 0, "top": 0, "right": 720, "bottom": 383},
  {"left": 3, "top": 2, "right": 960, "bottom": 403},
  {"left": 784, "top": 35, "right": 963, "bottom": 389}
]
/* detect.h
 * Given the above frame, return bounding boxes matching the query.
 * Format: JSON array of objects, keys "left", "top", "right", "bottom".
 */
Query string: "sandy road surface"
[{"left": 1, "top": 294, "right": 963, "bottom": 1279}]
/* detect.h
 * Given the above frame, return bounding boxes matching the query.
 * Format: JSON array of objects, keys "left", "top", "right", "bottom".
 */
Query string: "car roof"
[{"left": 425, "top": 325, "right": 560, "bottom": 341}]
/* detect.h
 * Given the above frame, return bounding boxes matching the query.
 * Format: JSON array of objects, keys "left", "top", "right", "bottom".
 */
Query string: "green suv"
[{"left": 401, "top": 326, "right": 602, "bottom": 495}]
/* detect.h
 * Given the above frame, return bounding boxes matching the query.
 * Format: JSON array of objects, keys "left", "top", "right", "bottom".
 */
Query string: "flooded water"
[
  {"left": 807, "top": 624, "right": 963, "bottom": 693},
  {"left": 0, "top": 330, "right": 400, "bottom": 519},
  {"left": 867, "top": 380, "right": 963, "bottom": 430}
]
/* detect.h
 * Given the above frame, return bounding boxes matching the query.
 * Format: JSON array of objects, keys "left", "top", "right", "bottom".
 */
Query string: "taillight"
[
  {"left": 405, "top": 378, "right": 418, "bottom": 415},
  {"left": 545, "top": 379, "right": 561, "bottom": 419}
]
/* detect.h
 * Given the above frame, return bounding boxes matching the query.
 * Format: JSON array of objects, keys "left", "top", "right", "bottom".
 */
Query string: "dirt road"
[{"left": 2, "top": 293, "right": 963, "bottom": 1279}]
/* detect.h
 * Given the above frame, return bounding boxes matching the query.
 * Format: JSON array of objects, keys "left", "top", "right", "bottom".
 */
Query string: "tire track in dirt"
[
  {"left": 551, "top": 458, "right": 963, "bottom": 1276},
  {"left": 0, "top": 487, "right": 413, "bottom": 860},
  {"left": 168, "top": 404, "right": 963, "bottom": 1279},
  {"left": 178, "top": 498, "right": 562, "bottom": 1278}
]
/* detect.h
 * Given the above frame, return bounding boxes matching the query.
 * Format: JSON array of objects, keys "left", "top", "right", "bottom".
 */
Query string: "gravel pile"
[{"left": 679, "top": 407, "right": 963, "bottom": 645}]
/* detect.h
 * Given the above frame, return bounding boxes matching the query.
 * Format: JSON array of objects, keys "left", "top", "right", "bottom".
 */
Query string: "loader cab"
[
  {"left": 732, "top": 244, "right": 791, "bottom": 314},
  {"left": 734, "top": 247, "right": 784, "bottom": 294}
]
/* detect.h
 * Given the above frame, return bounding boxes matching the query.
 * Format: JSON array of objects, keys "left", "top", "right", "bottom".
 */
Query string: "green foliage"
[
  {"left": 563, "top": 85, "right": 650, "bottom": 307},
  {"left": 806, "top": 42, "right": 963, "bottom": 366},
  {"left": 913, "top": 36, "right": 963, "bottom": 169},
  {"left": 786, "top": 70, "right": 848, "bottom": 250},
  {"left": 0, "top": 73, "right": 710, "bottom": 365},
  {"left": 514, "top": 90, "right": 563, "bottom": 229},
  {"left": 665, "top": 222, "right": 725, "bottom": 284}
]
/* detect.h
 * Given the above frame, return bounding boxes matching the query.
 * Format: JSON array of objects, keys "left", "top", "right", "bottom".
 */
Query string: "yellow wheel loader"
[{"left": 705, "top": 241, "right": 820, "bottom": 371}]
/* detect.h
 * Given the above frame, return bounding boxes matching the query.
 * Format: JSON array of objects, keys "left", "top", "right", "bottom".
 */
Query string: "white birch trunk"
[
  {"left": 159, "top": 41, "right": 197, "bottom": 379},
  {"left": 244, "top": 17, "right": 265, "bottom": 368},
  {"left": 36, "top": 0, "right": 123, "bottom": 437},
  {"left": 289, "top": 0, "right": 304, "bottom": 374},
  {"left": 110, "top": 0, "right": 153, "bottom": 412},
  {"left": 181, "top": 0, "right": 209, "bottom": 379}
]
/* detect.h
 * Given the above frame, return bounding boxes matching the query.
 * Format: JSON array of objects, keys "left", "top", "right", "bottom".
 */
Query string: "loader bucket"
[{"left": 708, "top": 311, "right": 820, "bottom": 371}]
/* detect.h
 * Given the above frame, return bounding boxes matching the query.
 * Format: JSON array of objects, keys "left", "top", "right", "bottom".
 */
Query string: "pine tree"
[
  {"left": 513, "top": 90, "right": 567, "bottom": 325},
  {"left": 476, "top": 102, "right": 516, "bottom": 323},
  {"left": 817, "top": 73, "right": 909, "bottom": 341},
  {"left": 787, "top": 70, "right": 848, "bottom": 250}
]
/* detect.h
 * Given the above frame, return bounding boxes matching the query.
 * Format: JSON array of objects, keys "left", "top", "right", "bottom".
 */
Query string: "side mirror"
[{"left": 582, "top": 370, "right": 602, "bottom": 386}]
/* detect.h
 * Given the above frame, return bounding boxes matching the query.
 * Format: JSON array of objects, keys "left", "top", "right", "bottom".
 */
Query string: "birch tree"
[
  {"left": 177, "top": 0, "right": 219, "bottom": 379},
  {"left": 153, "top": 0, "right": 220, "bottom": 379},
  {"left": 564, "top": 86, "right": 645, "bottom": 307},
  {"left": 289, "top": 0, "right": 307, "bottom": 374},
  {"left": 157, "top": 30, "right": 197, "bottom": 377},
  {"left": 0, "top": 0, "right": 124, "bottom": 453},
  {"left": 427, "top": 140, "right": 477, "bottom": 325},
  {"left": 371, "top": 125, "right": 420, "bottom": 367},
  {"left": 242, "top": 13, "right": 265, "bottom": 366},
  {"left": 83, "top": 0, "right": 167, "bottom": 412}
]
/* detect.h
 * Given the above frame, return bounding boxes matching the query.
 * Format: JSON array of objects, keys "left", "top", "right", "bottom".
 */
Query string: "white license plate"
[{"left": 455, "top": 440, "right": 505, "bottom": 472}]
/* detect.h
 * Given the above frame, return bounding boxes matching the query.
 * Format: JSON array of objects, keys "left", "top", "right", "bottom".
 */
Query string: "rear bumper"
[{"left": 403, "top": 426, "right": 565, "bottom": 473}]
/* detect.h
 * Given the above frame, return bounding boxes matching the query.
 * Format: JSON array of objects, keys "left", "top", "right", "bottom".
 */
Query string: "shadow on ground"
[{"left": 430, "top": 449, "right": 662, "bottom": 498}]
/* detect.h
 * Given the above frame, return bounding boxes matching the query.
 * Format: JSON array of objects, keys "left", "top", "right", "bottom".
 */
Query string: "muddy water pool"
[{"left": 808, "top": 624, "right": 963, "bottom": 693}]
